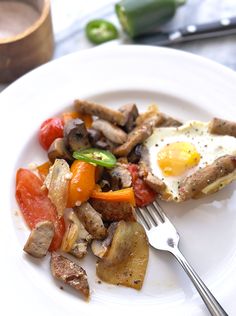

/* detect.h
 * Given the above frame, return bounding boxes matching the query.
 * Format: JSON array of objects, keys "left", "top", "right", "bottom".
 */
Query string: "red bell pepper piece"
[
  {"left": 128, "top": 164, "right": 156, "bottom": 207},
  {"left": 16, "top": 168, "right": 65, "bottom": 251}
]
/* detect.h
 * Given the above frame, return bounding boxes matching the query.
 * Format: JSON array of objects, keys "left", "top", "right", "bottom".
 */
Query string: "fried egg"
[{"left": 144, "top": 121, "right": 236, "bottom": 201}]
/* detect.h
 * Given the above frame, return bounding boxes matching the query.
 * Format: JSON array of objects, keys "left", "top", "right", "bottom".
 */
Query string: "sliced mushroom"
[
  {"left": 68, "top": 211, "right": 92, "bottom": 259},
  {"left": 23, "top": 221, "right": 54, "bottom": 258},
  {"left": 108, "top": 164, "right": 132, "bottom": 190},
  {"left": 74, "top": 99, "right": 126, "bottom": 126},
  {"left": 92, "top": 119, "right": 127, "bottom": 144},
  {"left": 119, "top": 103, "right": 139, "bottom": 132},
  {"left": 91, "top": 240, "right": 108, "bottom": 259},
  {"left": 96, "top": 139, "right": 115, "bottom": 150},
  {"left": 87, "top": 128, "right": 115, "bottom": 150},
  {"left": 74, "top": 202, "right": 107, "bottom": 240},
  {"left": 95, "top": 140, "right": 108, "bottom": 150},
  {"left": 50, "top": 252, "right": 90, "bottom": 300},
  {"left": 48, "top": 138, "right": 73, "bottom": 163},
  {"left": 70, "top": 242, "right": 89, "bottom": 259},
  {"left": 91, "top": 222, "right": 118, "bottom": 258},
  {"left": 68, "top": 211, "right": 91, "bottom": 241},
  {"left": 64, "top": 118, "right": 90, "bottom": 152},
  {"left": 88, "top": 128, "right": 103, "bottom": 146},
  {"left": 127, "top": 144, "right": 143, "bottom": 163},
  {"left": 90, "top": 199, "right": 136, "bottom": 222}
]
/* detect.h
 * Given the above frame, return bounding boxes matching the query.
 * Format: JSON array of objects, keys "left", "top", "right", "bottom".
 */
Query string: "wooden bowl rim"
[{"left": 0, "top": 0, "right": 50, "bottom": 45}]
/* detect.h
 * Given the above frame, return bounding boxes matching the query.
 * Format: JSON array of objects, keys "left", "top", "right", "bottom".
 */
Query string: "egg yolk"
[{"left": 157, "top": 142, "right": 200, "bottom": 176}]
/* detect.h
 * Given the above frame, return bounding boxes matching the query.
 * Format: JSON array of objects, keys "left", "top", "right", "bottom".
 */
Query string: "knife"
[{"left": 134, "top": 17, "right": 236, "bottom": 46}]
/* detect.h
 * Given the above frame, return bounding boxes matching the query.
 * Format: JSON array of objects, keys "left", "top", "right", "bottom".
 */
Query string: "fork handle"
[{"left": 171, "top": 247, "right": 228, "bottom": 316}]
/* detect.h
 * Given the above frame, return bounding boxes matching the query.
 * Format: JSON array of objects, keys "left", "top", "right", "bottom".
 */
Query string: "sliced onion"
[
  {"left": 44, "top": 159, "right": 71, "bottom": 216},
  {"left": 61, "top": 222, "right": 79, "bottom": 252},
  {"left": 68, "top": 211, "right": 92, "bottom": 241}
]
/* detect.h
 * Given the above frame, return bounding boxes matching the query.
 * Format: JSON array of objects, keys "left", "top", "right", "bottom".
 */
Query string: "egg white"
[{"left": 144, "top": 120, "right": 236, "bottom": 200}]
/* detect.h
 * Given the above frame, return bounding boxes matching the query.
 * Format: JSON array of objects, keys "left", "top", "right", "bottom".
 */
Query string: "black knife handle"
[
  {"left": 135, "top": 16, "right": 236, "bottom": 45},
  {"left": 179, "top": 16, "right": 236, "bottom": 38}
]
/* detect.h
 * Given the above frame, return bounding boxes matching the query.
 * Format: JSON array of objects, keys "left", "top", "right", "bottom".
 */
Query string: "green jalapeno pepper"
[
  {"left": 86, "top": 19, "right": 119, "bottom": 44},
  {"left": 73, "top": 148, "right": 117, "bottom": 168},
  {"left": 115, "top": 0, "right": 186, "bottom": 38}
]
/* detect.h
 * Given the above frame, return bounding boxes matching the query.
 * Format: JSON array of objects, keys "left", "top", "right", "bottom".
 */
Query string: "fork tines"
[{"left": 136, "top": 201, "right": 166, "bottom": 230}]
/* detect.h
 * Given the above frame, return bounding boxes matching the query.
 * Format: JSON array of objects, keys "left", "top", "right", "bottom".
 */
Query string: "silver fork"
[{"left": 136, "top": 201, "right": 228, "bottom": 316}]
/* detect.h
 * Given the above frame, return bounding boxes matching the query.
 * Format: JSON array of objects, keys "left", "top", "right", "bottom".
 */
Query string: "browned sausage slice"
[
  {"left": 208, "top": 118, "right": 236, "bottom": 137},
  {"left": 74, "top": 99, "right": 126, "bottom": 126},
  {"left": 50, "top": 252, "right": 89, "bottom": 299},
  {"left": 113, "top": 123, "right": 153, "bottom": 157},
  {"left": 90, "top": 200, "right": 136, "bottom": 221},
  {"left": 179, "top": 155, "right": 236, "bottom": 201},
  {"left": 143, "top": 172, "right": 166, "bottom": 193},
  {"left": 23, "top": 221, "right": 54, "bottom": 258},
  {"left": 75, "top": 202, "right": 107, "bottom": 240}
]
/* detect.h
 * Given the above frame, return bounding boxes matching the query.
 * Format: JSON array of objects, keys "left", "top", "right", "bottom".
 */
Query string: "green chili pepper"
[
  {"left": 73, "top": 148, "right": 117, "bottom": 168},
  {"left": 86, "top": 19, "right": 119, "bottom": 44},
  {"left": 115, "top": 0, "right": 186, "bottom": 38}
]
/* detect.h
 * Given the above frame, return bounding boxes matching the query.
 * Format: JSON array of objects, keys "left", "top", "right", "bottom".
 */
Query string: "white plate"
[{"left": 1, "top": 45, "right": 236, "bottom": 316}]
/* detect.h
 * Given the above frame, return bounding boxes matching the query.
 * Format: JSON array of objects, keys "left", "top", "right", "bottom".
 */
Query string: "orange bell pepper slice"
[
  {"left": 37, "top": 161, "right": 52, "bottom": 181},
  {"left": 90, "top": 187, "right": 136, "bottom": 206},
  {"left": 67, "top": 160, "right": 96, "bottom": 208}
]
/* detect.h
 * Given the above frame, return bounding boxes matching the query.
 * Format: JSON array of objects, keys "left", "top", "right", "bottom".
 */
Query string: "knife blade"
[{"left": 134, "top": 17, "right": 236, "bottom": 46}]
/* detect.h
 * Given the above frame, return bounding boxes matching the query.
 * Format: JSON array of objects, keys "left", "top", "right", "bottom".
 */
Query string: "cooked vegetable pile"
[{"left": 15, "top": 99, "right": 236, "bottom": 300}]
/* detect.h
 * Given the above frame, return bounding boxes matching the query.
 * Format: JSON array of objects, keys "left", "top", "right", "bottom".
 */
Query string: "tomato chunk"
[
  {"left": 16, "top": 169, "right": 65, "bottom": 251},
  {"left": 128, "top": 164, "right": 156, "bottom": 207},
  {"left": 39, "top": 117, "right": 64, "bottom": 150}
]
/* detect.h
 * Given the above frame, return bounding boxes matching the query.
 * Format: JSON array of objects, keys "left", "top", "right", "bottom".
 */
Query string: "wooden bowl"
[{"left": 0, "top": 0, "right": 54, "bottom": 83}]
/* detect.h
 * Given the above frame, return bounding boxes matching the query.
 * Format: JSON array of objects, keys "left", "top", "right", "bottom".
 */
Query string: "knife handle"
[
  {"left": 180, "top": 17, "right": 236, "bottom": 37},
  {"left": 135, "top": 16, "right": 236, "bottom": 45},
  {"left": 169, "top": 16, "right": 236, "bottom": 42}
]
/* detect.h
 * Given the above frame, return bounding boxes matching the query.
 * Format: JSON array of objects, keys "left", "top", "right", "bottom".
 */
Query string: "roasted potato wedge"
[{"left": 96, "top": 221, "right": 149, "bottom": 290}]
